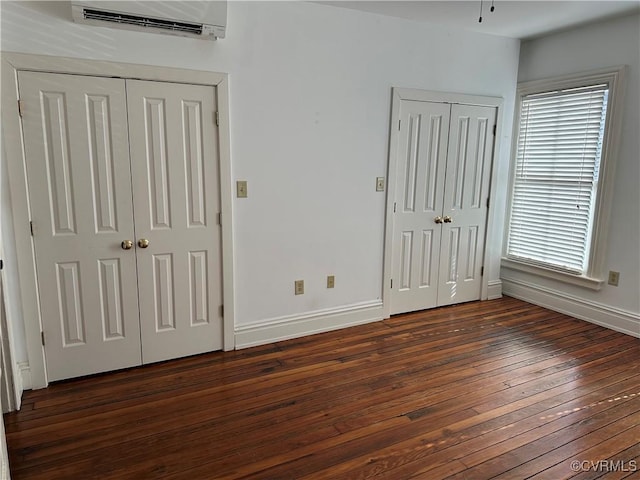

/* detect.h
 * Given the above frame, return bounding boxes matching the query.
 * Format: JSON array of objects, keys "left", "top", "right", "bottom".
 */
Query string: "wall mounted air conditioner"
[{"left": 71, "top": 1, "right": 226, "bottom": 40}]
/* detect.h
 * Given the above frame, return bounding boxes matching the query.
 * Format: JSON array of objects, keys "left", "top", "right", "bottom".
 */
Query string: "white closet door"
[
  {"left": 438, "top": 104, "right": 496, "bottom": 306},
  {"left": 390, "top": 101, "right": 450, "bottom": 315},
  {"left": 19, "top": 72, "right": 142, "bottom": 381},
  {"left": 126, "top": 80, "right": 223, "bottom": 364}
]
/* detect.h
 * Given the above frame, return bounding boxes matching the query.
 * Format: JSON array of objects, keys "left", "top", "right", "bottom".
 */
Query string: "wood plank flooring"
[{"left": 5, "top": 297, "right": 640, "bottom": 479}]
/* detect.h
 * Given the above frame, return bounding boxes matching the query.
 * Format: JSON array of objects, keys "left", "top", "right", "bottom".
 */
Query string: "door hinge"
[
  {"left": 18, "top": 99, "right": 24, "bottom": 117},
  {"left": 486, "top": 197, "right": 490, "bottom": 208},
  {"left": 30, "top": 221, "right": 34, "bottom": 236},
  {"left": 217, "top": 212, "right": 222, "bottom": 226},
  {"left": 0, "top": 259, "right": 3, "bottom": 270},
  {"left": 219, "top": 305, "right": 224, "bottom": 317},
  {"left": 480, "top": 266, "right": 484, "bottom": 276},
  {"left": 215, "top": 111, "right": 220, "bottom": 126},
  {"left": 390, "top": 279, "right": 393, "bottom": 289},
  {"left": 398, "top": 119, "right": 401, "bottom": 131},
  {"left": 493, "top": 124, "right": 497, "bottom": 136},
  {"left": 41, "top": 331, "right": 45, "bottom": 346},
  {"left": 393, "top": 202, "right": 397, "bottom": 213}
]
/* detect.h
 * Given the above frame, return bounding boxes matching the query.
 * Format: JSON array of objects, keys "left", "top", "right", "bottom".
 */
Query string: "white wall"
[
  {"left": 503, "top": 13, "right": 640, "bottom": 335},
  {"left": 0, "top": 1, "right": 519, "bottom": 371}
]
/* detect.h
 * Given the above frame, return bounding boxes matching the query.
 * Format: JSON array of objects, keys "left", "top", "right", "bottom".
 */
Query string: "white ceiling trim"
[{"left": 315, "top": 1, "right": 640, "bottom": 40}]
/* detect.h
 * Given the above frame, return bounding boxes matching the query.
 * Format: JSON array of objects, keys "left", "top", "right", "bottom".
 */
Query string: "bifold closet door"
[
  {"left": 126, "top": 80, "right": 223, "bottom": 364},
  {"left": 18, "top": 72, "right": 142, "bottom": 381},
  {"left": 390, "top": 100, "right": 496, "bottom": 315},
  {"left": 19, "top": 73, "right": 224, "bottom": 381}
]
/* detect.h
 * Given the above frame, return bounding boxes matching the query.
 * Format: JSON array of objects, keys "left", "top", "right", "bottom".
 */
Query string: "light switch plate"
[
  {"left": 237, "top": 180, "right": 248, "bottom": 198},
  {"left": 376, "top": 177, "right": 385, "bottom": 192}
]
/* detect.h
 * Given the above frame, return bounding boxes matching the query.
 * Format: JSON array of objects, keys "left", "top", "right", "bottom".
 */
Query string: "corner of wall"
[{"left": 487, "top": 280, "right": 503, "bottom": 300}]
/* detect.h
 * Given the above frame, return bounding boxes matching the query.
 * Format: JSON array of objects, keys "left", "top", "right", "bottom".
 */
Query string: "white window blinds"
[{"left": 506, "top": 84, "right": 609, "bottom": 274}]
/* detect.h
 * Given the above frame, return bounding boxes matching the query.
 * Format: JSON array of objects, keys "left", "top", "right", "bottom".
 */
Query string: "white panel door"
[
  {"left": 126, "top": 80, "right": 223, "bottom": 364},
  {"left": 390, "top": 100, "right": 496, "bottom": 315},
  {"left": 438, "top": 104, "right": 496, "bottom": 306},
  {"left": 390, "top": 101, "right": 450, "bottom": 315},
  {"left": 19, "top": 72, "right": 142, "bottom": 381}
]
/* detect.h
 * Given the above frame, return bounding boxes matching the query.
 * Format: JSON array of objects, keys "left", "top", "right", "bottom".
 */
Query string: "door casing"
[
  {"left": 383, "top": 88, "right": 504, "bottom": 319},
  {"left": 1, "top": 52, "right": 235, "bottom": 389}
]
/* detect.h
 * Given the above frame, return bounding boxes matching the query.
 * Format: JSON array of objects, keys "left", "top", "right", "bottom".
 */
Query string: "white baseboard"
[
  {"left": 18, "top": 361, "right": 30, "bottom": 391},
  {"left": 487, "top": 280, "right": 503, "bottom": 300},
  {"left": 502, "top": 277, "right": 640, "bottom": 338},
  {"left": 1, "top": 455, "right": 8, "bottom": 480},
  {"left": 235, "top": 301, "right": 384, "bottom": 349}
]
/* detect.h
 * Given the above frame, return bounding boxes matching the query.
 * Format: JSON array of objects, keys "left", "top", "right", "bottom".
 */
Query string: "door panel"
[
  {"left": 56, "top": 261, "right": 85, "bottom": 346},
  {"left": 88, "top": 93, "right": 120, "bottom": 233},
  {"left": 126, "top": 80, "right": 223, "bottom": 364},
  {"left": 19, "top": 72, "right": 142, "bottom": 381},
  {"left": 98, "top": 259, "right": 127, "bottom": 339},
  {"left": 438, "top": 104, "right": 496, "bottom": 306},
  {"left": 391, "top": 101, "right": 450, "bottom": 314}
]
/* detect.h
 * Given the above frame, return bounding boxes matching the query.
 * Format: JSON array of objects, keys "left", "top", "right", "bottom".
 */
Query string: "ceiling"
[{"left": 317, "top": 1, "right": 640, "bottom": 40}]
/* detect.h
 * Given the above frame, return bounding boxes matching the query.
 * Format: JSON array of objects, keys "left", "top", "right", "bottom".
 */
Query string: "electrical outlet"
[
  {"left": 327, "top": 275, "right": 335, "bottom": 288},
  {"left": 236, "top": 180, "right": 248, "bottom": 198},
  {"left": 294, "top": 280, "right": 304, "bottom": 295},
  {"left": 608, "top": 271, "right": 620, "bottom": 286},
  {"left": 376, "top": 177, "right": 385, "bottom": 192}
]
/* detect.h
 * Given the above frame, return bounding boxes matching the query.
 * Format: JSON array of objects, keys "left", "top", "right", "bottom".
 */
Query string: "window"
[{"left": 504, "top": 68, "right": 624, "bottom": 287}]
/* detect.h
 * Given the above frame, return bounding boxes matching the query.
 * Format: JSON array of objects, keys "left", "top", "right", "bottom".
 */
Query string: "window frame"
[{"left": 502, "top": 67, "right": 626, "bottom": 290}]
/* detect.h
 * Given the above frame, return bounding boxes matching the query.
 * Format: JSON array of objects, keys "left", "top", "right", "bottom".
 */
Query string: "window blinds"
[{"left": 507, "top": 84, "right": 609, "bottom": 274}]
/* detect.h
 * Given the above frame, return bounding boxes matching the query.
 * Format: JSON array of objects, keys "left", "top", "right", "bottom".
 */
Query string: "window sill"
[{"left": 501, "top": 258, "right": 604, "bottom": 291}]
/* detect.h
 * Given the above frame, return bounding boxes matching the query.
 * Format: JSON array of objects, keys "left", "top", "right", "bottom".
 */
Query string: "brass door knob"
[
  {"left": 121, "top": 240, "right": 133, "bottom": 250},
  {"left": 434, "top": 216, "right": 443, "bottom": 224},
  {"left": 138, "top": 238, "right": 150, "bottom": 248},
  {"left": 443, "top": 216, "right": 452, "bottom": 223}
]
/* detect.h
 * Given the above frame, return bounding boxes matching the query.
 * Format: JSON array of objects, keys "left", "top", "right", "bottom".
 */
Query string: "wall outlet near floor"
[
  {"left": 607, "top": 271, "right": 620, "bottom": 286},
  {"left": 327, "top": 275, "right": 335, "bottom": 288},
  {"left": 294, "top": 280, "right": 304, "bottom": 295}
]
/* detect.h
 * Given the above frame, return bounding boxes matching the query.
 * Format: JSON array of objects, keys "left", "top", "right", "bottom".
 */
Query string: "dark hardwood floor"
[{"left": 5, "top": 297, "right": 640, "bottom": 479}]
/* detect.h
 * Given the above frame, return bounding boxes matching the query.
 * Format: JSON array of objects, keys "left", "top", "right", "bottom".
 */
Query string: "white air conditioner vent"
[
  {"left": 81, "top": 8, "right": 204, "bottom": 35},
  {"left": 71, "top": 1, "right": 226, "bottom": 40}
]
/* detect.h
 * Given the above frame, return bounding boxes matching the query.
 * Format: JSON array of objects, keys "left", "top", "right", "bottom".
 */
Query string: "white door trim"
[
  {"left": 1, "top": 51, "right": 235, "bottom": 389},
  {"left": 383, "top": 88, "right": 504, "bottom": 319}
]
